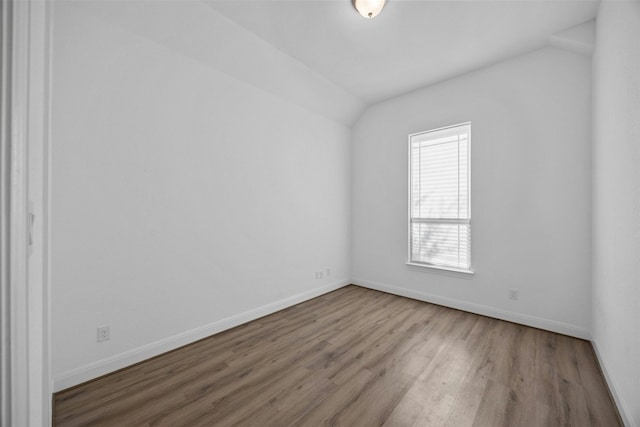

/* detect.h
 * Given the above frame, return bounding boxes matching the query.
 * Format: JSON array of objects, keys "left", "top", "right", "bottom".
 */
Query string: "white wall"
[
  {"left": 69, "top": 0, "right": 363, "bottom": 126},
  {"left": 592, "top": 2, "right": 640, "bottom": 426},
  {"left": 352, "top": 47, "right": 592, "bottom": 337},
  {"left": 51, "top": 2, "right": 351, "bottom": 389}
]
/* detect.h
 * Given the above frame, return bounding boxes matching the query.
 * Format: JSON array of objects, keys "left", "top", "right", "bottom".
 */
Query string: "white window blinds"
[{"left": 409, "top": 123, "right": 471, "bottom": 271}]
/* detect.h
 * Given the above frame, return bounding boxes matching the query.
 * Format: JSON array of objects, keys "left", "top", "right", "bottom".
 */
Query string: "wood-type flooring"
[{"left": 54, "top": 285, "right": 621, "bottom": 426}]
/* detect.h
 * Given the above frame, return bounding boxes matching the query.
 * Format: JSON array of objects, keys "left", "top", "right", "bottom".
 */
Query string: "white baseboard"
[
  {"left": 591, "top": 340, "right": 636, "bottom": 427},
  {"left": 351, "top": 278, "right": 591, "bottom": 340},
  {"left": 53, "top": 279, "right": 350, "bottom": 392},
  {"left": 54, "top": 278, "right": 595, "bottom": 393}
]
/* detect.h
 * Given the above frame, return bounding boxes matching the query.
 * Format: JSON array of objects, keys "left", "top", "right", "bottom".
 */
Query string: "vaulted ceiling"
[
  {"left": 207, "top": 0, "right": 598, "bottom": 103},
  {"left": 75, "top": 0, "right": 598, "bottom": 124}
]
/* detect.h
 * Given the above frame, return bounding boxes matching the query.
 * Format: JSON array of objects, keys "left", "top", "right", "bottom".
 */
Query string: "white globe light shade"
[{"left": 353, "top": 0, "right": 387, "bottom": 19}]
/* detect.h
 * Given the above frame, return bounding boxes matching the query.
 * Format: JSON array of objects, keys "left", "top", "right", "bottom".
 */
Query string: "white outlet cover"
[{"left": 97, "top": 326, "right": 110, "bottom": 342}]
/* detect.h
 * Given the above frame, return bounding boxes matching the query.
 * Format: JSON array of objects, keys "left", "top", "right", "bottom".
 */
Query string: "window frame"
[{"left": 407, "top": 122, "right": 474, "bottom": 275}]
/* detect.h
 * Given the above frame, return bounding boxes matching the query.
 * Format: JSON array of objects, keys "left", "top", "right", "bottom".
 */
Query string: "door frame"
[{"left": 1, "top": 0, "right": 52, "bottom": 425}]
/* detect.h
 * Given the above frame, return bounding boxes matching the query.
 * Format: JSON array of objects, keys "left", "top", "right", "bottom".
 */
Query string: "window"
[{"left": 409, "top": 123, "right": 471, "bottom": 273}]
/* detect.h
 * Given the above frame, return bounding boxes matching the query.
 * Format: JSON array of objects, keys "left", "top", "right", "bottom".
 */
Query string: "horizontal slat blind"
[{"left": 409, "top": 123, "right": 471, "bottom": 270}]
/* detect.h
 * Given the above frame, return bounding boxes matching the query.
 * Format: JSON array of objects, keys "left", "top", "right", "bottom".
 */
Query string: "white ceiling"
[{"left": 206, "top": 0, "right": 598, "bottom": 103}]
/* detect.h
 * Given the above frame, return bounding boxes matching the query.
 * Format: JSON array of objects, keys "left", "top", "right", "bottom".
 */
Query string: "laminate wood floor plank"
[
  {"left": 574, "top": 342, "right": 622, "bottom": 425},
  {"left": 441, "top": 318, "right": 501, "bottom": 427},
  {"left": 53, "top": 285, "right": 622, "bottom": 427}
]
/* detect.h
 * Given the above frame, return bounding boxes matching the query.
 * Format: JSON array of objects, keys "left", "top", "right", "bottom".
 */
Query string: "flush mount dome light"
[{"left": 353, "top": 0, "right": 387, "bottom": 19}]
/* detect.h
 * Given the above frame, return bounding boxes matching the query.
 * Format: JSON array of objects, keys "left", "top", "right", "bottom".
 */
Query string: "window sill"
[{"left": 406, "top": 262, "right": 474, "bottom": 278}]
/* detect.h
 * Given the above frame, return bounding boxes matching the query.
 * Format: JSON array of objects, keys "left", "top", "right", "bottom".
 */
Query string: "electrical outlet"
[
  {"left": 509, "top": 289, "right": 519, "bottom": 301},
  {"left": 97, "top": 326, "right": 110, "bottom": 342},
  {"left": 326, "top": 268, "right": 331, "bottom": 277},
  {"left": 315, "top": 271, "right": 324, "bottom": 279}
]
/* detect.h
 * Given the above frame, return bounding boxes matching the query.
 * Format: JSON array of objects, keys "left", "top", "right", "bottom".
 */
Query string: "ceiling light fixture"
[{"left": 352, "top": 0, "right": 387, "bottom": 19}]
